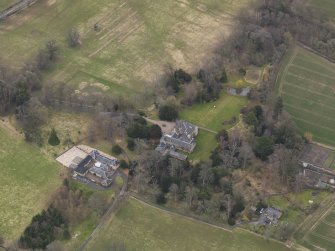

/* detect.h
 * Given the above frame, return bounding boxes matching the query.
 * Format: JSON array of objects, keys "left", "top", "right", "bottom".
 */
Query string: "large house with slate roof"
[
  {"left": 156, "top": 120, "right": 198, "bottom": 160},
  {"left": 57, "top": 146, "right": 120, "bottom": 187}
]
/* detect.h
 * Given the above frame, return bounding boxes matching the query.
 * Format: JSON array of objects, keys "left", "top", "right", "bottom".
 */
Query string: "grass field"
[
  {"left": 309, "top": 0, "right": 335, "bottom": 20},
  {"left": 0, "top": 125, "right": 62, "bottom": 241},
  {"left": 0, "top": 0, "right": 14, "bottom": 10},
  {"left": 301, "top": 203, "right": 335, "bottom": 251},
  {"left": 0, "top": 0, "right": 248, "bottom": 98},
  {"left": 276, "top": 46, "right": 335, "bottom": 146},
  {"left": 85, "top": 197, "right": 293, "bottom": 251},
  {"left": 180, "top": 93, "right": 247, "bottom": 132}
]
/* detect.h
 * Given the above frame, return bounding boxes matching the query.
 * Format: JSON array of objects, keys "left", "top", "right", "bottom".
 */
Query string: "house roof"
[
  {"left": 174, "top": 120, "right": 198, "bottom": 138},
  {"left": 90, "top": 150, "right": 119, "bottom": 169},
  {"left": 74, "top": 155, "right": 93, "bottom": 175},
  {"left": 163, "top": 134, "right": 196, "bottom": 152}
]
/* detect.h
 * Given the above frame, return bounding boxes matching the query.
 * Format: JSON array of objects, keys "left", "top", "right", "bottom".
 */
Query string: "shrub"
[
  {"left": 198, "top": 189, "right": 212, "bottom": 200},
  {"left": 149, "top": 124, "right": 162, "bottom": 139},
  {"left": 158, "top": 105, "right": 178, "bottom": 121},
  {"left": 112, "top": 144, "right": 123, "bottom": 155},
  {"left": 127, "top": 138, "right": 136, "bottom": 151},
  {"left": 216, "top": 129, "right": 229, "bottom": 142},
  {"left": 138, "top": 110, "right": 146, "bottom": 117},
  {"left": 127, "top": 123, "right": 149, "bottom": 139},
  {"left": 197, "top": 69, "right": 206, "bottom": 83},
  {"left": 220, "top": 68, "right": 228, "bottom": 83},
  {"left": 48, "top": 128, "right": 60, "bottom": 146},
  {"left": 156, "top": 193, "right": 167, "bottom": 204},
  {"left": 238, "top": 68, "right": 246, "bottom": 76},
  {"left": 119, "top": 159, "right": 129, "bottom": 169},
  {"left": 166, "top": 77, "right": 180, "bottom": 93},
  {"left": 228, "top": 217, "right": 236, "bottom": 226},
  {"left": 134, "top": 116, "right": 147, "bottom": 125},
  {"left": 174, "top": 69, "right": 192, "bottom": 83}
]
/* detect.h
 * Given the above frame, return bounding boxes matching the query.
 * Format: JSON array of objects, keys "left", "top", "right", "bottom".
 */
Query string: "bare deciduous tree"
[
  {"left": 68, "top": 27, "right": 80, "bottom": 47},
  {"left": 169, "top": 183, "right": 179, "bottom": 204}
]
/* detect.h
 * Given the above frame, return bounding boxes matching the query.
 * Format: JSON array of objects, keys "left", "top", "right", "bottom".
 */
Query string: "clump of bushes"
[
  {"left": 127, "top": 117, "right": 162, "bottom": 139},
  {"left": 127, "top": 138, "right": 136, "bottom": 151},
  {"left": 112, "top": 144, "right": 123, "bottom": 155},
  {"left": 19, "top": 206, "right": 69, "bottom": 250},
  {"left": 158, "top": 105, "right": 178, "bottom": 121}
]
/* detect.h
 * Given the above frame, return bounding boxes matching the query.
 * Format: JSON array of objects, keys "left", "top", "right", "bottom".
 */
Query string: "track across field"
[{"left": 303, "top": 203, "right": 335, "bottom": 251}]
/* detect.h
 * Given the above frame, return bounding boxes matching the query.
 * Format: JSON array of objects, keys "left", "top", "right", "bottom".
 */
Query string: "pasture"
[
  {"left": 308, "top": 0, "right": 335, "bottom": 20},
  {"left": 277, "top": 46, "right": 335, "bottom": 147},
  {"left": 0, "top": 125, "right": 62, "bottom": 241},
  {"left": 0, "top": 0, "right": 248, "bottom": 97},
  {"left": 0, "top": 0, "right": 14, "bottom": 10},
  {"left": 85, "top": 197, "right": 293, "bottom": 251},
  {"left": 300, "top": 202, "right": 335, "bottom": 251}
]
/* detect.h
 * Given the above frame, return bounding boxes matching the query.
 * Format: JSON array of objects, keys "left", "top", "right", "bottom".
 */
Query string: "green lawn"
[
  {"left": 0, "top": 0, "right": 249, "bottom": 99},
  {"left": 180, "top": 94, "right": 247, "bottom": 132},
  {"left": 277, "top": 46, "right": 335, "bottom": 147},
  {"left": 85, "top": 197, "right": 293, "bottom": 251},
  {"left": 189, "top": 130, "right": 217, "bottom": 162},
  {"left": 0, "top": 126, "right": 62, "bottom": 241}
]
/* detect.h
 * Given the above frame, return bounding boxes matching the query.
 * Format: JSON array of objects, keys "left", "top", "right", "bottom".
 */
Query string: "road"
[
  {"left": 76, "top": 170, "right": 128, "bottom": 251},
  {"left": 130, "top": 193, "right": 233, "bottom": 232}
]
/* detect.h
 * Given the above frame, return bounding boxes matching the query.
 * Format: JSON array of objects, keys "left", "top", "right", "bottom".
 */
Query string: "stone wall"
[{"left": 0, "top": 0, "right": 37, "bottom": 20}]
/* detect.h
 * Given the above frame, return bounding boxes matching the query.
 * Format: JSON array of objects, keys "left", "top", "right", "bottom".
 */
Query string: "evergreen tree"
[
  {"left": 220, "top": 67, "right": 228, "bottom": 83},
  {"left": 254, "top": 136, "right": 274, "bottom": 161},
  {"left": 48, "top": 128, "right": 60, "bottom": 146}
]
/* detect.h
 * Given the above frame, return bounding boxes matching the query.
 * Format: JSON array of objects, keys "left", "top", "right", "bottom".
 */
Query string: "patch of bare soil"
[{"left": 47, "top": 0, "right": 56, "bottom": 6}]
